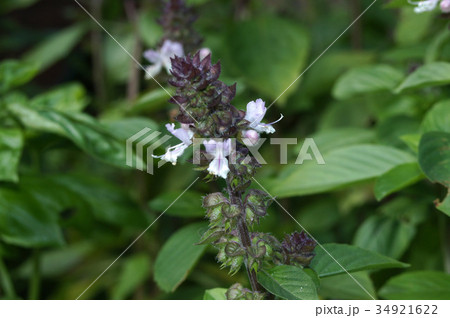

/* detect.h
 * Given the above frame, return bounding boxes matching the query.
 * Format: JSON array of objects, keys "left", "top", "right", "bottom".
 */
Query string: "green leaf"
[
  {"left": 7, "top": 99, "right": 131, "bottom": 169},
  {"left": 418, "top": 132, "right": 450, "bottom": 187},
  {"left": 138, "top": 10, "right": 163, "bottom": 47},
  {"left": 271, "top": 144, "right": 415, "bottom": 198},
  {"left": 154, "top": 222, "right": 208, "bottom": 292},
  {"left": 384, "top": 0, "right": 410, "bottom": 8},
  {"left": 0, "top": 188, "right": 64, "bottom": 248},
  {"left": 301, "top": 51, "right": 375, "bottom": 99},
  {"left": 149, "top": 191, "right": 204, "bottom": 218},
  {"left": 394, "top": 8, "right": 434, "bottom": 46},
  {"left": 374, "top": 162, "right": 423, "bottom": 200},
  {"left": 17, "top": 242, "right": 93, "bottom": 278},
  {"left": 23, "top": 24, "right": 87, "bottom": 72},
  {"left": 436, "top": 193, "right": 450, "bottom": 217},
  {"left": 395, "top": 62, "right": 450, "bottom": 93},
  {"left": 104, "top": 29, "right": 135, "bottom": 83},
  {"left": 203, "top": 288, "right": 227, "bottom": 300},
  {"left": 332, "top": 65, "right": 403, "bottom": 100},
  {"left": 309, "top": 243, "right": 408, "bottom": 278},
  {"left": 379, "top": 271, "right": 450, "bottom": 300},
  {"left": 0, "top": 0, "right": 39, "bottom": 13},
  {"left": 421, "top": 100, "right": 450, "bottom": 134},
  {"left": 353, "top": 215, "right": 416, "bottom": 259},
  {"left": 131, "top": 89, "right": 173, "bottom": 114},
  {"left": 319, "top": 272, "right": 376, "bottom": 300},
  {"left": 29, "top": 83, "right": 89, "bottom": 113},
  {"left": 400, "top": 134, "right": 421, "bottom": 153},
  {"left": 226, "top": 16, "right": 309, "bottom": 104},
  {"left": 48, "top": 174, "right": 149, "bottom": 227},
  {"left": 103, "top": 117, "right": 158, "bottom": 141},
  {"left": 112, "top": 253, "right": 151, "bottom": 300},
  {"left": 0, "top": 59, "right": 39, "bottom": 93},
  {"left": 257, "top": 265, "right": 318, "bottom": 300},
  {"left": 299, "top": 128, "right": 375, "bottom": 155},
  {"left": 20, "top": 174, "right": 148, "bottom": 227},
  {"left": 0, "top": 128, "right": 23, "bottom": 182}
]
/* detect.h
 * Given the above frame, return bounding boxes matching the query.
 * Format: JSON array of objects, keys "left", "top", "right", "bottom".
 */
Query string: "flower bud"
[
  {"left": 202, "top": 192, "right": 227, "bottom": 208},
  {"left": 245, "top": 189, "right": 272, "bottom": 217},
  {"left": 441, "top": 0, "right": 450, "bottom": 13},
  {"left": 199, "top": 47, "right": 211, "bottom": 60},
  {"left": 221, "top": 204, "right": 240, "bottom": 219},
  {"left": 242, "top": 129, "right": 260, "bottom": 146},
  {"left": 281, "top": 231, "right": 317, "bottom": 266},
  {"left": 226, "top": 283, "right": 265, "bottom": 300},
  {"left": 225, "top": 241, "right": 244, "bottom": 257}
]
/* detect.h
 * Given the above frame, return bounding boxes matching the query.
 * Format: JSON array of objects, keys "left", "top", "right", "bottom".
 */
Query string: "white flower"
[
  {"left": 203, "top": 139, "right": 232, "bottom": 179},
  {"left": 244, "top": 98, "right": 283, "bottom": 134},
  {"left": 153, "top": 123, "right": 193, "bottom": 165},
  {"left": 143, "top": 40, "right": 184, "bottom": 79},
  {"left": 441, "top": 0, "right": 450, "bottom": 12},
  {"left": 409, "top": 0, "right": 440, "bottom": 13}
]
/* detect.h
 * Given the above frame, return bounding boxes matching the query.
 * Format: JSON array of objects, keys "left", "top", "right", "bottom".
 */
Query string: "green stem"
[
  {"left": 0, "top": 256, "right": 17, "bottom": 299},
  {"left": 226, "top": 182, "right": 260, "bottom": 293},
  {"left": 28, "top": 250, "right": 41, "bottom": 300}
]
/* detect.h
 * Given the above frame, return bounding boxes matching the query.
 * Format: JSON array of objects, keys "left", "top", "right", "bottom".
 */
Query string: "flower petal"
[
  {"left": 166, "top": 123, "right": 193, "bottom": 145},
  {"left": 207, "top": 156, "right": 230, "bottom": 179},
  {"left": 244, "top": 99, "right": 266, "bottom": 125},
  {"left": 152, "top": 143, "right": 188, "bottom": 165}
]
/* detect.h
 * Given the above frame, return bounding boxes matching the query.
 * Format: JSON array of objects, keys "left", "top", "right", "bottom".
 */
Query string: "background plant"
[{"left": 0, "top": 0, "right": 449, "bottom": 300}]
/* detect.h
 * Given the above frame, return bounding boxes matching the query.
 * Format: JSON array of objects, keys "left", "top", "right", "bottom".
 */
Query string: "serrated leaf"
[
  {"left": 0, "top": 128, "right": 23, "bottom": 182},
  {"left": 257, "top": 265, "right": 318, "bottom": 300},
  {"left": 154, "top": 222, "right": 207, "bottom": 292},
  {"left": 271, "top": 144, "right": 415, "bottom": 198},
  {"left": 374, "top": 162, "right": 423, "bottom": 200},
  {"left": 395, "top": 62, "right": 450, "bottom": 93},
  {"left": 203, "top": 288, "right": 227, "bottom": 300},
  {"left": 309, "top": 243, "right": 408, "bottom": 278},
  {"left": 332, "top": 65, "right": 403, "bottom": 100},
  {"left": 418, "top": 132, "right": 450, "bottom": 187},
  {"left": 379, "top": 271, "right": 450, "bottom": 300}
]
